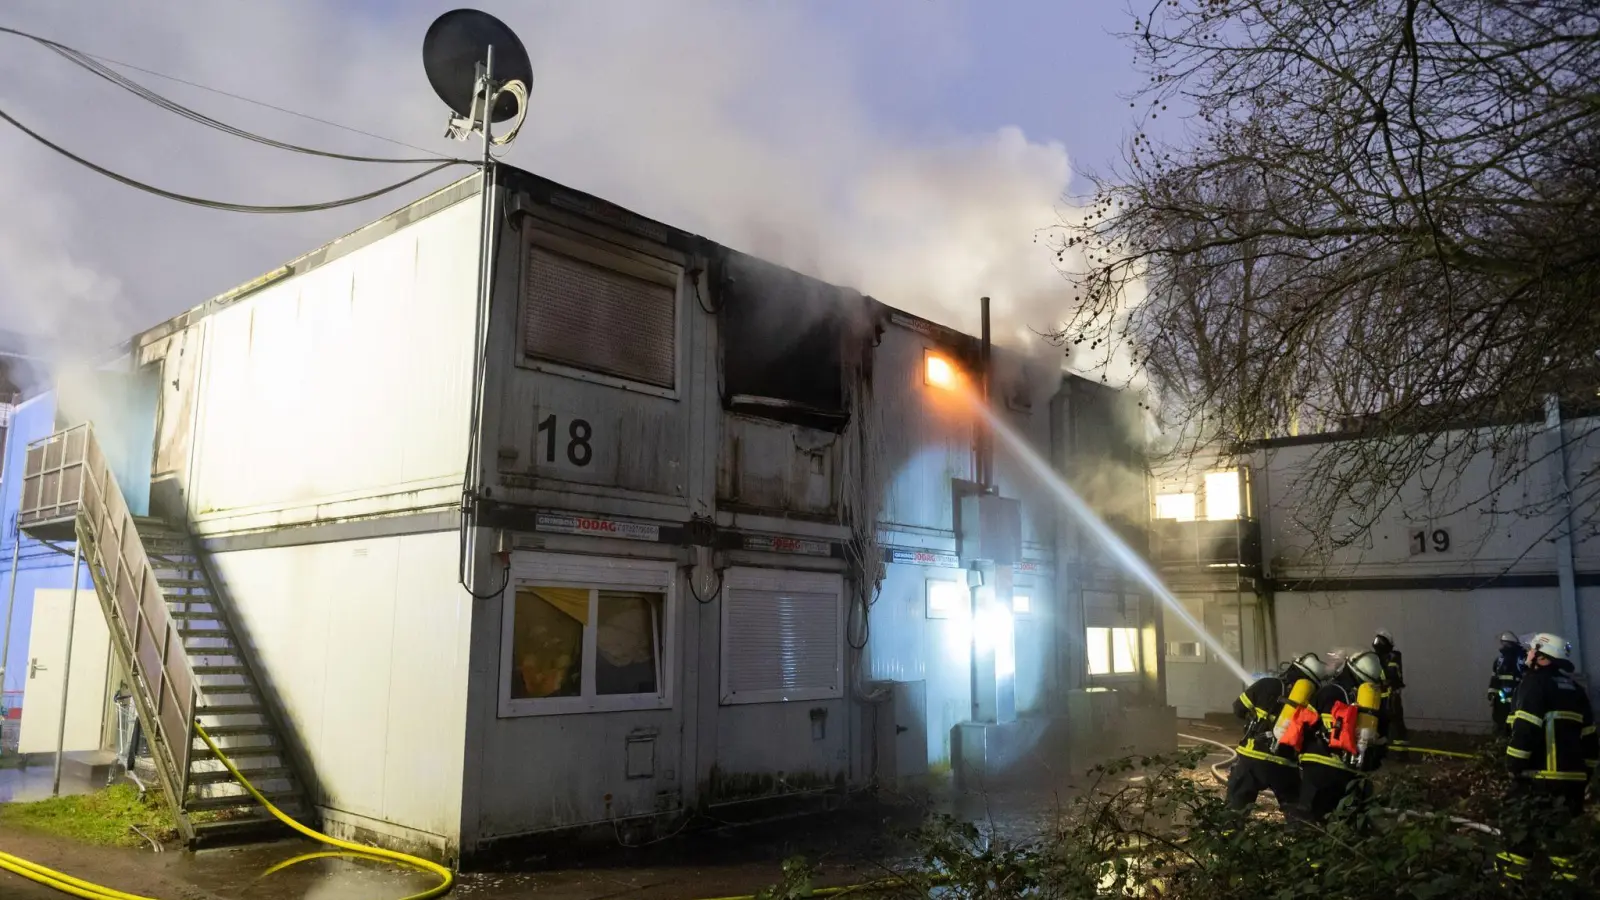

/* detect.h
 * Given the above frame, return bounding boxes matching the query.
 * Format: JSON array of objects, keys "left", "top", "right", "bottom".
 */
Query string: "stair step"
[
  {"left": 188, "top": 766, "right": 291, "bottom": 786},
  {"left": 192, "top": 664, "right": 248, "bottom": 676},
  {"left": 196, "top": 681, "right": 257, "bottom": 696},
  {"left": 159, "top": 579, "right": 211, "bottom": 591},
  {"left": 186, "top": 789, "right": 300, "bottom": 812},
  {"left": 195, "top": 723, "right": 271, "bottom": 738},
  {"left": 195, "top": 703, "right": 260, "bottom": 716},
  {"left": 191, "top": 744, "right": 279, "bottom": 762},
  {"left": 190, "top": 815, "right": 297, "bottom": 847},
  {"left": 170, "top": 609, "right": 223, "bottom": 621}
]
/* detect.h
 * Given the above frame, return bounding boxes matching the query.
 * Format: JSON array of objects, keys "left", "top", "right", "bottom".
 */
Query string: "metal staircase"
[{"left": 18, "top": 424, "right": 314, "bottom": 845}]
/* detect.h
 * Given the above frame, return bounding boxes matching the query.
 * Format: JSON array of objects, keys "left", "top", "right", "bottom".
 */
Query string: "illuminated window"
[
  {"left": 924, "top": 350, "right": 960, "bottom": 389},
  {"left": 1112, "top": 627, "right": 1139, "bottom": 673},
  {"left": 1204, "top": 470, "right": 1241, "bottom": 520},
  {"left": 927, "top": 579, "right": 963, "bottom": 619},
  {"left": 1155, "top": 492, "right": 1197, "bottom": 522},
  {"left": 1087, "top": 627, "right": 1112, "bottom": 675},
  {"left": 1012, "top": 593, "right": 1031, "bottom": 616},
  {"left": 1087, "top": 626, "right": 1141, "bottom": 676}
]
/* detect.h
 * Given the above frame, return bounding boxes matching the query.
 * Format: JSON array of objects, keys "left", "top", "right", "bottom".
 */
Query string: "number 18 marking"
[{"left": 537, "top": 414, "right": 594, "bottom": 467}]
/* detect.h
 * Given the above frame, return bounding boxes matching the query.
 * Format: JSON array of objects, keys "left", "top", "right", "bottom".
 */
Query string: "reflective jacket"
[
  {"left": 1505, "top": 664, "right": 1599, "bottom": 783},
  {"left": 1232, "top": 674, "right": 1302, "bottom": 768},
  {"left": 1489, "top": 646, "right": 1524, "bottom": 698},
  {"left": 1300, "top": 673, "right": 1383, "bottom": 775},
  {"left": 1378, "top": 648, "right": 1405, "bottom": 692}
]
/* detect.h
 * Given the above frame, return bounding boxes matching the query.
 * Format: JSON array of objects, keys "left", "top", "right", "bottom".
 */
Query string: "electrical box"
[{"left": 958, "top": 493, "right": 1022, "bottom": 565}]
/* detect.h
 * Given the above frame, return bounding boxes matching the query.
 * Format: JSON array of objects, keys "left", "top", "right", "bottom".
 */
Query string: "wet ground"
[{"left": 0, "top": 737, "right": 1242, "bottom": 900}]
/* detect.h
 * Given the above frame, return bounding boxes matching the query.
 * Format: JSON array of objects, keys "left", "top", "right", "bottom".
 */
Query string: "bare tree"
[{"left": 1056, "top": 0, "right": 1600, "bottom": 564}]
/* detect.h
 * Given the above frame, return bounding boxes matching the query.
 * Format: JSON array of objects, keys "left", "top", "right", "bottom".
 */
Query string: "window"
[
  {"left": 926, "top": 579, "right": 963, "bottom": 619},
  {"left": 721, "top": 568, "right": 844, "bottom": 705},
  {"left": 1086, "top": 626, "right": 1140, "bottom": 676},
  {"left": 1164, "top": 596, "right": 1207, "bottom": 663},
  {"left": 521, "top": 237, "right": 678, "bottom": 390},
  {"left": 1011, "top": 593, "right": 1032, "bottom": 616},
  {"left": 1155, "top": 492, "right": 1197, "bottom": 522},
  {"left": 500, "top": 554, "right": 674, "bottom": 716},
  {"left": 1204, "top": 470, "right": 1241, "bottom": 520}
]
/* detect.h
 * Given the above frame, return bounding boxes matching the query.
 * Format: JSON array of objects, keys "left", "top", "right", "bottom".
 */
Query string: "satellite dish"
[{"left": 423, "top": 9, "right": 532, "bottom": 123}]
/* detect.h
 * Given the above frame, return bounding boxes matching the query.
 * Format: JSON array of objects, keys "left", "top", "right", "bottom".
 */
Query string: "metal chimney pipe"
[{"left": 978, "top": 296, "right": 993, "bottom": 489}]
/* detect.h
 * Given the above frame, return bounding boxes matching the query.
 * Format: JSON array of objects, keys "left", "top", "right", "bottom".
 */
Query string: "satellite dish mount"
[{"left": 423, "top": 9, "right": 534, "bottom": 150}]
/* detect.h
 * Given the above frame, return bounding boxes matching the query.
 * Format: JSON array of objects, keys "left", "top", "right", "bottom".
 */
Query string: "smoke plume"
[{"left": 0, "top": 1, "right": 1101, "bottom": 377}]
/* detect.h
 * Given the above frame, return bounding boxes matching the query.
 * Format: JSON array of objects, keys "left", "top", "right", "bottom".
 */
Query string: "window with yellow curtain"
[
  {"left": 508, "top": 585, "right": 664, "bottom": 703},
  {"left": 510, "top": 587, "right": 588, "bottom": 699}
]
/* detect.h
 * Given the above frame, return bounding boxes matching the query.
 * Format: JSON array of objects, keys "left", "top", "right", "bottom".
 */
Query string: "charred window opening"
[{"left": 716, "top": 251, "right": 873, "bottom": 432}]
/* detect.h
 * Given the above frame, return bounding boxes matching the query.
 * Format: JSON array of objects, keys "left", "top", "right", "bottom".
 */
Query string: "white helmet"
[
  {"left": 1346, "top": 651, "right": 1385, "bottom": 684},
  {"left": 1373, "top": 629, "right": 1395, "bottom": 650},
  {"left": 1527, "top": 633, "right": 1572, "bottom": 662},
  {"left": 1291, "top": 652, "right": 1330, "bottom": 682},
  {"left": 1498, "top": 631, "right": 1521, "bottom": 645}
]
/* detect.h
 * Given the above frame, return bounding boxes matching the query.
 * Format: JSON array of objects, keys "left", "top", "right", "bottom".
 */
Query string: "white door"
[{"left": 17, "top": 588, "right": 112, "bottom": 754}]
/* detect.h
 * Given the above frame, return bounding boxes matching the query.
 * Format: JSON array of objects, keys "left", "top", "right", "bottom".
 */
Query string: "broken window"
[{"left": 716, "top": 251, "right": 872, "bottom": 431}]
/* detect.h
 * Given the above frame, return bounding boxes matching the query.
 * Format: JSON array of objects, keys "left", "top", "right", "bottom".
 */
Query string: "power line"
[
  {"left": 0, "top": 25, "right": 463, "bottom": 164},
  {"left": 84, "top": 52, "right": 451, "bottom": 161},
  {"left": 0, "top": 102, "right": 467, "bottom": 214}
]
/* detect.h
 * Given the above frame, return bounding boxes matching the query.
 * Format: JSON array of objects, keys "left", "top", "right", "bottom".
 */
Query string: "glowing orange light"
[{"left": 924, "top": 353, "right": 959, "bottom": 389}]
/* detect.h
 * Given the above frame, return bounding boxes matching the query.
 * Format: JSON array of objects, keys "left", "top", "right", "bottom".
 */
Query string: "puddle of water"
[{"left": 179, "top": 840, "right": 439, "bottom": 900}]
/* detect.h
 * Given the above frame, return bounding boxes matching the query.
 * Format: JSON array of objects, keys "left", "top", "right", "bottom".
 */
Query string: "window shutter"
[
  {"left": 522, "top": 244, "right": 676, "bottom": 388},
  {"left": 722, "top": 583, "right": 842, "bottom": 704}
]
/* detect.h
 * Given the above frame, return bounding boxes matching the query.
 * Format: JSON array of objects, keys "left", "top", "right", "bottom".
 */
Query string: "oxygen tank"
[
  {"left": 1270, "top": 678, "right": 1316, "bottom": 749},
  {"left": 1354, "top": 681, "right": 1382, "bottom": 766}
]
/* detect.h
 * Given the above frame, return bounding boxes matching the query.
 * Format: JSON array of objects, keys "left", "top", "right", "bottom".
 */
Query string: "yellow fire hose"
[{"left": 0, "top": 721, "right": 453, "bottom": 900}]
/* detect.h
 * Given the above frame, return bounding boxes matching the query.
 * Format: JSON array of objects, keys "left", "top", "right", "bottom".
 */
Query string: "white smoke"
[{"left": 0, "top": 1, "right": 1100, "bottom": 373}]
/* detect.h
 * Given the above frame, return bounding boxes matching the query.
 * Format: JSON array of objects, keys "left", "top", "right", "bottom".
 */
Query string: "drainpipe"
[
  {"left": 1544, "top": 396, "right": 1582, "bottom": 670},
  {"left": 1, "top": 516, "right": 19, "bottom": 699}
]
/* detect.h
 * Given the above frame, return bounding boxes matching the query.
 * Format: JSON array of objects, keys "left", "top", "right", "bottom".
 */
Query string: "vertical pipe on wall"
[
  {"left": 977, "top": 297, "right": 993, "bottom": 490},
  {"left": 1544, "top": 395, "right": 1582, "bottom": 669},
  {"left": 1, "top": 516, "right": 20, "bottom": 697}
]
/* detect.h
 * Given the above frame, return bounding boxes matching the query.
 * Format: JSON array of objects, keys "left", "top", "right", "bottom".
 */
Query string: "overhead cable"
[
  {"left": 0, "top": 25, "right": 468, "bottom": 166},
  {"left": 0, "top": 103, "right": 466, "bottom": 214}
]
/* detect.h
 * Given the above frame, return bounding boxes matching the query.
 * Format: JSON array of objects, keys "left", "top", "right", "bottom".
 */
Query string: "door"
[{"left": 17, "top": 588, "right": 112, "bottom": 754}]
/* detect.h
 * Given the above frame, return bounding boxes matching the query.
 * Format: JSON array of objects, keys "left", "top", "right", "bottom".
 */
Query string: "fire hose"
[{"left": 0, "top": 721, "right": 454, "bottom": 900}]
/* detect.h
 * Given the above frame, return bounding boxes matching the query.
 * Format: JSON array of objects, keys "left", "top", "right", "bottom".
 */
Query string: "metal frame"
[{"left": 19, "top": 424, "right": 197, "bottom": 839}]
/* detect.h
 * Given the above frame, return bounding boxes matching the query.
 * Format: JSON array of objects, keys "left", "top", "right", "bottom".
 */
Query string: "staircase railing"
[{"left": 19, "top": 424, "right": 196, "bottom": 833}]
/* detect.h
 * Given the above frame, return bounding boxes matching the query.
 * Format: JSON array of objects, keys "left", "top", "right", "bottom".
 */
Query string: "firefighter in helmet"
[
  {"left": 1296, "top": 650, "right": 1387, "bottom": 823},
  {"left": 1497, "top": 632, "right": 1596, "bottom": 882},
  {"left": 1505, "top": 632, "right": 1597, "bottom": 815},
  {"left": 1225, "top": 652, "right": 1330, "bottom": 814},
  {"left": 1487, "top": 631, "right": 1525, "bottom": 738},
  {"left": 1372, "top": 629, "right": 1408, "bottom": 756}
]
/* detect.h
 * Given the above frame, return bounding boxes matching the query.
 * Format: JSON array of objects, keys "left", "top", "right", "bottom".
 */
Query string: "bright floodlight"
[{"left": 924, "top": 352, "right": 959, "bottom": 389}]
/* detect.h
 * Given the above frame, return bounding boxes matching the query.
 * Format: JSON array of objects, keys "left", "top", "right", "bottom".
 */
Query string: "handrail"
[{"left": 17, "top": 424, "right": 197, "bottom": 825}]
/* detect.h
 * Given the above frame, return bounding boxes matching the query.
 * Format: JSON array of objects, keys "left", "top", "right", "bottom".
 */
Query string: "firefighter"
[
  {"left": 1372, "top": 629, "right": 1409, "bottom": 756},
  {"left": 1505, "top": 632, "right": 1597, "bottom": 816},
  {"left": 1487, "top": 631, "right": 1525, "bottom": 738},
  {"left": 1296, "top": 650, "right": 1387, "bottom": 823},
  {"left": 1225, "top": 652, "right": 1329, "bottom": 815}
]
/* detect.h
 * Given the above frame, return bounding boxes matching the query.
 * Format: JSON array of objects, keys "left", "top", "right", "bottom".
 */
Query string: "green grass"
[{"left": 0, "top": 784, "right": 178, "bottom": 847}]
